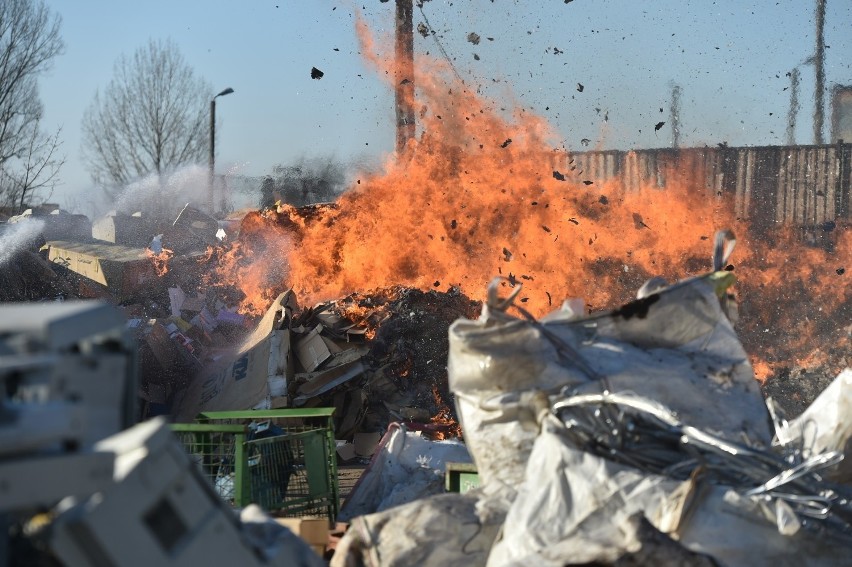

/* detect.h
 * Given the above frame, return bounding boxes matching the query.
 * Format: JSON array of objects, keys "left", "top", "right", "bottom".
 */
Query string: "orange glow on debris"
[{"left": 146, "top": 247, "right": 174, "bottom": 277}]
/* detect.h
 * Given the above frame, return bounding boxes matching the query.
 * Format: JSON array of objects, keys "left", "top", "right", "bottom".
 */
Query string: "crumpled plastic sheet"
[
  {"left": 333, "top": 252, "right": 852, "bottom": 566},
  {"left": 775, "top": 369, "right": 852, "bottom": 482},
  {"left": 238, "top": 504, "right": 326, "bottom": 567},
  {"left": 448, "top": 273, "right": 771, "bottom": 505},
  {"left": 488, "top": 413, "right": 852, "bottom": 567},
  {"left": 331, "top": 492, "right": 503, "bottom": 567},
  {"left": 338, "top": 423, "right": 472, "bottom": 522}
]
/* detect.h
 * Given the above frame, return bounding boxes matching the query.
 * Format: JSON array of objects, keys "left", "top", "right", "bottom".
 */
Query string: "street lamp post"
[{"left": 209, "top": 87, "right": 234, "bottom": 215}]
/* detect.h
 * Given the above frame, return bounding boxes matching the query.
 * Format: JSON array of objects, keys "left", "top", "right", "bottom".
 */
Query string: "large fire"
[{"left": 211, "top": 16, "right": 849, "bottom": 389}]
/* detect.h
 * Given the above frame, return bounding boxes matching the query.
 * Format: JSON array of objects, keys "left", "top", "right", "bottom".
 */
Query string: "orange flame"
[
  {"left": 146, "top": 247, "right": 174, "bottom": 277},
  {"left": 429, "top": 384, "right": 462, "bottom": 440},
  {"left": 211, "top": 17, "right": 849, "bottom": 386}
]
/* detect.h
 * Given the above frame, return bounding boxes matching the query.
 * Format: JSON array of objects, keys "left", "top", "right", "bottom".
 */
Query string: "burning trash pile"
[
  {"left": 287, "top": 286, "right": 478, "bottom": 439},
  {"left": 166, "top": 279, "right": 479, "bottom": 454},
  {"left": 330, "top": 232, "right": 852, "bottom": 566}
]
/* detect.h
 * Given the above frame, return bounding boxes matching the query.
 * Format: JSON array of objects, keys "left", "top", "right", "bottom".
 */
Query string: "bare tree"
[
  {"left": 82, "top": 38, "right": 211, "bottom": 195},
  {"left": 0, "top": 0, "right": 65, "bottom": 211},
  {"left": 0, "top": 125, "right": 64, "bottom": 211}
]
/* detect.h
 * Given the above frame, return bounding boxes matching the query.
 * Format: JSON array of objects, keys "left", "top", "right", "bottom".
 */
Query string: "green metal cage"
[{"left": 171, "top": 408, "right": 339, "bottom": 522}]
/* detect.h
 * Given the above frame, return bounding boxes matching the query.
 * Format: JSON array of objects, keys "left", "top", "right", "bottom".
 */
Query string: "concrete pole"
[
  {"left": 395, "top": 0, "right": 415, "bottom": 155},
  {"left": 209, "top": 98, "right": 216, "bottom": 215},
  {"left": 787, "top": 68, "right": 800, "bottom": 145},
  {"left": 670, "top": 84, "right": 682, "bottom": 149},
  {"left": 209, "top": 88, "right": 234, "bottom": 215},
  {"left": 814, "top": 0, "right": 826, "bottom": 145}
]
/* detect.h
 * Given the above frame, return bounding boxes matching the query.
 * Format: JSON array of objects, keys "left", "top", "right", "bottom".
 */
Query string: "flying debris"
[
  {"left": 467, "top": 32, "right": 481, "bottom": 45},
  {"left": 310, "top": 67, "right": 324, "bottom": 79},
  {"left": 632, "top": 212, "right": 650, "bottom": 229},
  {"left": 654, "top": 121, "right": 665, "bottom": 132},
  {"left": 580, "top": 138, "right": 591, "bottom": 146},
  {"left": 553, "top": 171, "right": 566, "bottom": 181},
  {"left": 577, "top": 83, "right": 584, "bottom": 92},
  {"left": 501, "top": 139, "right": 512, "bottom": 148}
]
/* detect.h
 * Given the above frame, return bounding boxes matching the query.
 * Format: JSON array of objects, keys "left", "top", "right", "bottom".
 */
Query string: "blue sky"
[{"left": 37, "top": 0, "right": 852, "bottom": 211}]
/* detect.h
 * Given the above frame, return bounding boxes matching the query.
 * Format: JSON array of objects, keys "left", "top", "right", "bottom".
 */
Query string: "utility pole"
[
  {"left": 209, "top": 87, "right": 234, "bottom": 215},
  {"left": 814, "top": 0, "right": 826, "bottom": 144},
  {"left": 670, "top": 83, "right": 682, "bottom": 149},
  {"left": 787, "top": 68, "right": 800, "bottom": 145},
  {"left": 395, "top": 0, "right": 415, "bottom": 154}
]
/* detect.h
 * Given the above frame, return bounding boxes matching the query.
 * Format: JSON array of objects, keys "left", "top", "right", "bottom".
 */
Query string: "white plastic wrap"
[
  {"left": 338, "top": 424, "right": 472, "bottom": 522},
  {"left": 775, "top": 368, "right": 852, "bottom": 482},
  {"left": 488, "top": 415, "right": 852, "bottom": 567},
  {"left": 448, "top": 275, "right": 771, "bottom": 501}
]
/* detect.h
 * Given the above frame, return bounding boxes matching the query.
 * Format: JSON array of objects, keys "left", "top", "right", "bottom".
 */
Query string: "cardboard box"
[
  {"left": 91, "top": 213, "right": 151, "bottom": 247},
  {"left": 275, "top": 517, "right": 328, "bottom": 555},
  {"left": 144, "top": 322, "right": 180, "bottom": 369},
  {"left": 46, "top": 240, "right": 155, "bottom": 299},
  {"left": 174, "top": 291, "right": 288, "bottom": 420},
  {"left": 295, "top": 325, "right": 332, "bottom": 372}
]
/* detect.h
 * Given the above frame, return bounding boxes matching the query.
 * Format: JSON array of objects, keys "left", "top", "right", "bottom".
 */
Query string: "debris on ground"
[
  {"left": 331, "top": 232, "right": 852, "bottom": 566},
  {"left": 2, "top": 196, "right": 851, "bottom": 566}
]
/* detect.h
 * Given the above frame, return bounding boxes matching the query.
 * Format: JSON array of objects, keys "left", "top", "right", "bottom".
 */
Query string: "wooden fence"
[{"left": 563, "top": 143, "right": 851, "bottom": 237}]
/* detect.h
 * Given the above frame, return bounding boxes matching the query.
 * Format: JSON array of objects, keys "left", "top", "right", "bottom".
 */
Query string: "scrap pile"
[
  {"left": 296, "top": 287, "right": 479, "bottom": 439},
  {"left": 169, "top": 284, "right": 480, "bottom": 458},
  {"left": 132, "top": 284, "right": 250, "bottom": 414},
  {"left": 331, "top": 232, "right": 852, "bottom": 566},
  {"left": 1, "top": 200, "right": 846, "bottom": 435}
]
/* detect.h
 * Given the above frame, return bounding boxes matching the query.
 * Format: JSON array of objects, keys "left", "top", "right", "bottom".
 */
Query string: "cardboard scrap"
[
  {"left": 181, "top": 295, "right": 207, "bottom": 313},
  {"left": 275, "top": 517, "right": 328, "bottom": 557},
  {"left": 293, "top": 348, "right": 368, "bottom": 404},
  {"left": 354, "top": 431, "right": 382, "bottom": 457},
  {"left": 173, "top": 291, "right": 290, "bottom": 420},
  {"left": 168, "top": 286, "right": 186, "bottom": 317},
  {"left": 296, "top": 324, "right": 332, "bottom": 372},
  {"left": 336, "top": 442, "right": 357, "bottom": 461},
  {"left": 217, "top": 308, "right": 245, "bottom": 326}
]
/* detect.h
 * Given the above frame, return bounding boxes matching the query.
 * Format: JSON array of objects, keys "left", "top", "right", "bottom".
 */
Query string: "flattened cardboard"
[
  {"left": 275, "top": 517, "right": 328, "bottom": 547},
  {"left": 295, "top": 325, "right": 331, "bottom": 372},
  {"left": 168, "top": 286, "right": 186, "bottom": 317},
  {"left": 46, "top": 240, "right": 155, "bottom": 299},
  {"left": 292, "top": 348, "right": 368, "bottom": 404},
  {"left": 174, "top": 291, "right": 289, "bottom": 420}
]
